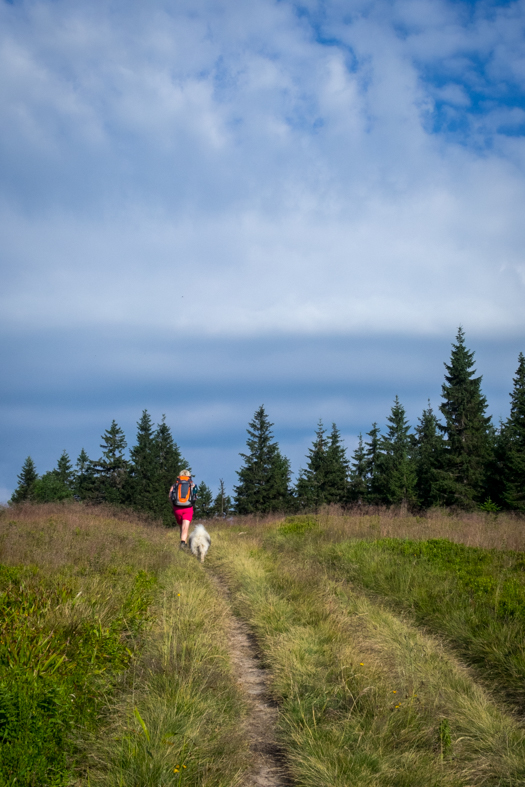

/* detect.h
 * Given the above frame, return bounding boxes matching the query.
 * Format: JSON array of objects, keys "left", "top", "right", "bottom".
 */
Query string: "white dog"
[{"left": 188, "top": 524, "right": 211, "bottom": 563}]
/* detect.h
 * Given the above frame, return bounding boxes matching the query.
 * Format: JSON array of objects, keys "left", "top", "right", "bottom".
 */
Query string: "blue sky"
[{"left": 1, "top": 0, "right": 524, "bottom": 501}]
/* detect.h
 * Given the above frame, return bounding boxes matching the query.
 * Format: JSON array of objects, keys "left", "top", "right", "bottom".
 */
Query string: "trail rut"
[{"left": 210, "top": 574, "right": 292, "bottom": 787}]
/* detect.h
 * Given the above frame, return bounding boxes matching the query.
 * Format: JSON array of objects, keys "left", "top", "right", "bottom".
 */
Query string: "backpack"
[{"left": 170, "top": 474, "right": 195, "bottom": 507}]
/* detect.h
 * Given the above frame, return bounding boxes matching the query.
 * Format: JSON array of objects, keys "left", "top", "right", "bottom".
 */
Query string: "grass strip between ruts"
[
  {"left": 210, "top": 525, "right": 525, "bottom": 787},
  {"left": 81, "top": 536, "right": 250, "bottom": 787}
]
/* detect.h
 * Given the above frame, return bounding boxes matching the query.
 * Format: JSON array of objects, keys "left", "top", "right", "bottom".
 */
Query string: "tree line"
[
  {"left": 10, "top": 328, "right": 525, "bottom": 516},
  {"left": 234, "top": 328, "right": 525, "bottom": 513},
  {"left": 10, "top": 412, "right": 231, "bottom": 525}
]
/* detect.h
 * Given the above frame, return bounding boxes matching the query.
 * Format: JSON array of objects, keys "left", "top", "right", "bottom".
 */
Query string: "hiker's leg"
[{"left": 180, "top": 518, "right": 191, "bottom": 544}]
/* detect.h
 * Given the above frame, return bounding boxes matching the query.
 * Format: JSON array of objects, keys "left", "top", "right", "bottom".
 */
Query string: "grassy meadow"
[
  {"left": 0, "top": 503, "right": 248, "bottom": 787},
  {"left": 2, "top": 502, "right": 525, "bottom": 786}
]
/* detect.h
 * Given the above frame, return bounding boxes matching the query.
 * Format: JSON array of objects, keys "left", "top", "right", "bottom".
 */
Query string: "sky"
[{"left": 1, "top": 0, "right": 525, "bottom": 502}]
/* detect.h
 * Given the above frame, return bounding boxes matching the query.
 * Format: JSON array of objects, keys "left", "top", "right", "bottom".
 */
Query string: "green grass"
[
  {"left": 82, "top": 554, "right": 249, "bottom": 787},
  {"left": 0, "top": 504, "right": 249, "bottom": 787},
  {"left": 210, "top": 523, "right": 525, "bottom": 786},
  {"left": 278, "top": 529, "right": 525, "bottom": 709}
]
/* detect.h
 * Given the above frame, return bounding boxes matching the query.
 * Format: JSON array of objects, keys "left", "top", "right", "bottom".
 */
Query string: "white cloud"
[{"left": 0, "top": 0, "right": 524, "bottom": 341}]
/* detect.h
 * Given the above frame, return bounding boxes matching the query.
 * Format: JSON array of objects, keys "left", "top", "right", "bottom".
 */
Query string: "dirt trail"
[{"left": 210, "top": 574, "right": 292, "bottom": 787}]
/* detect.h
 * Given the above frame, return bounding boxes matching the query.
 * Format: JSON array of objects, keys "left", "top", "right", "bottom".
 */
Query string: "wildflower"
[
  {"left": 177, "top": 593, "right": 181, "bottom": 597},
  {"left": 392, "top": 690, "right": 397, "bottom": 693},
  {"left": 174, "top": 768, "right": 179, "bottom": 773},
  {"left": 359, "top": 663, "right": 364, "bottom": 666},
  {"left": 183, "top": 765, "right": 187, "bottom": 768}
]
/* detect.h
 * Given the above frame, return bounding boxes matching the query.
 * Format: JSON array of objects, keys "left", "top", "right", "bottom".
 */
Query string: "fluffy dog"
[{"left": 188, "top": 524, "right": 211, "bottom": 563}]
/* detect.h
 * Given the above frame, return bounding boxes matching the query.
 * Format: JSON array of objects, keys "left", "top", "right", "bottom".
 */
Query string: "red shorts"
[{"left": 173, "top": 506, "right": 194, "bottom": 526}]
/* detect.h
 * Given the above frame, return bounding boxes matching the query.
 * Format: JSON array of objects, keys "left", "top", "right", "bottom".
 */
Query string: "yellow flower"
[
  {"left": 183, "top": 765, "right": 187, "bottom": 769},
  {"left": 174, "top": 768, "right": 179, "bottom": 773},
  {"left": 359, "top": 663, "right": 364, "bottom": 666},
  {"left": 177, "top": 593, "right": 181, "bottom": 597},
  {"left": 392, "top": 690, "right": 397, "bottom": 693}
]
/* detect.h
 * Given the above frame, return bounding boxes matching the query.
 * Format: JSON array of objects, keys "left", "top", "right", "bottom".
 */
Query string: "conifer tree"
[
  {"left": 129, "top": 410, "right": 157, "bottom": 513},
  {"left": 93, "top": 420, "right": 128, "bottom": 505},
  {"left": 374, "top": 397, "right": 417, "bottom": 506},
  {"left": 194, "top": 481, "right": 213, "bottom": 518},
  {"left": 325, "top": 423, "right": 350, "bottom": 504},
  {"left": 55, "top": 450, "right": 75, "bottom": 488},
  {"left": 234, "top": 405, "right": 291, "bottom": 514},
  {"left": 501, "top": 352, "right": 525, "bottom": 510},
  {"left": 348, "top": 434, "right": 368, "bottom": 503},
  {"left": 295, "top": 420, "right": 329, "bottom": 509},
  {"left": 364, "top": 423, "right": 381, "bottom": 504},
  {"left": 414, "top": 402, "right": 446, "bottom": 508},
  {"left": 10, "top": 456, "right": 38, "bottom": 503},
  {"left": 439, "top": 328, "right": 492, "bottom": 508},
  {"left": 212, "top": 479, "right": 232, "bottom": 517},
  {"left": 153, "top": 416, "right": 186, "bottom": 524},
  {"left": 75, "top": 448, "right": 95, "bottom": 499}
]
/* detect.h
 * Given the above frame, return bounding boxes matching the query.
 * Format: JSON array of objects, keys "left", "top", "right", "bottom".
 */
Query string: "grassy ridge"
[
  {"left": 0, "top": 504, "right": 248, "bottom": 787},
  {"left": 211, "top": 521, "right": 525, "bottom": 786}
]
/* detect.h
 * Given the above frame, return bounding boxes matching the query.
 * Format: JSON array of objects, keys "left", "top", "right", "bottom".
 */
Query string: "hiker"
[{"left": 169, "top": 470, "right": 198, "bottom": 550}]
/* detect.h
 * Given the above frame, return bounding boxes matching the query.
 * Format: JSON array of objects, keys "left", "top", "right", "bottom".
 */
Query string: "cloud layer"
[{"left": 1, "top": 0, "right": 524, "bottom": 337}]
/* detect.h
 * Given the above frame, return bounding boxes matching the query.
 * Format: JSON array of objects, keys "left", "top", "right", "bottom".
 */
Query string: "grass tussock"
[
  {"left": 210, "top": 524, "right": 525, "bottom": 786},
  {"left": 0, "top": 504, "right": 249, "bottom": 787}
]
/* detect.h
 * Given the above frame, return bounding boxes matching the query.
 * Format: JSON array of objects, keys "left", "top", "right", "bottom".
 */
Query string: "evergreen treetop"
[
  {"left": 348, "top": 433, "right": 368, "bottom": 503},
  {"left": 55, "top": 450, "right": 75, "bottom": 488},
  {"left": 234, "top": 405, "right": 290, "bottom": 514},
  {"left": 375, "top": 396, "right": 417, "bottom": 506},
  {"left": 439, "top": 327, "right": 492, "bottom": 507},
  {"left": 414, "top": 402, "right": 446, "bottom": 508},
  {"left": 10, "top": 456, "right": 38, "bottom": 503},
  {"left": 502, "top": 352, "right": 525, "bottom": 510}
]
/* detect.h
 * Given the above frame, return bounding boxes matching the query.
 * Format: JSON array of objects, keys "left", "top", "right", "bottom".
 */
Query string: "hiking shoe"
[{"left": 179, "top": 541, "right": 187, "bottom": 551}]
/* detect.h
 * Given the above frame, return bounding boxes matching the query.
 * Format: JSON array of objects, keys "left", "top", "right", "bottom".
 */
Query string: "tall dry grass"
[{"left": 215, "top": 504, "right": 525, "bottom": 551}]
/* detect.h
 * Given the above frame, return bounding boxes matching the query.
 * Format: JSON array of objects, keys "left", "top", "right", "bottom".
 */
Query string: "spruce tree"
[
  {"left": 375, "top": 397, "right": 417, "bottom": 506},
  {"left": 153, "top": 416, "right": 186, "bottom": 524},
  {"left": 234, "top": 405, "right": 291, "bottom": 514},
  {"left": 364, "top": 423, "right": 381, "bottom": 504},
  {"left": 55, "top": 450, "right": 75, "bottom": 489},
  {"left": 348, "top": 434, "right": 368, "bottom": 503},
  {"left": 93, "top": 420, "right": 128, "bottom": 505},
  {"left": 194, "top": 482, "right": 213, "bottom": 518},
  {"left": 75, "top": 448, "right": 95, "bottom": 500},
  {"left": 439, "top": 328, "right": 492, "bottom": 508},
  {"left": 10, "top": 456, "right": 38, "bottom": 503},
  {"left": 129, "top": 410, "right": 157, "bottom": 514},
  {"left": 325, "top": 423, "right": 350, "bottom": 504},
  {"left": 501, "top": 352, "right": 525, "bottom": 510},
  {"left": 212, "top": 479, "right": 232, "bottom": 517},
  {"left": 414, "top": 402, "right": 446, "bottom": 508},
  {"left": 295, "top": 421, "right": 329, "bottom": 509}
]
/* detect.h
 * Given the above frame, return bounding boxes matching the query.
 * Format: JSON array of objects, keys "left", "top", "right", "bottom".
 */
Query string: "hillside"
[{"left": 1, "top": 503, "right": 525, "bottom": 786}]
